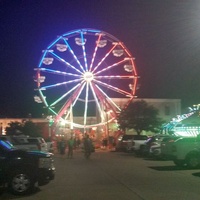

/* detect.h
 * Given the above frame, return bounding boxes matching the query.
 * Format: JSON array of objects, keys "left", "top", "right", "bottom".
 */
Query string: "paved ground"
[{"left": 2, "top": 148, "right": 200, "bottom": 200}]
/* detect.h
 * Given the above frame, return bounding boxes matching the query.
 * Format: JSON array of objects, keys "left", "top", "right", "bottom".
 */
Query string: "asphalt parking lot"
[{"left": 2, "top": 149, "right": 200, "bottom": 200}]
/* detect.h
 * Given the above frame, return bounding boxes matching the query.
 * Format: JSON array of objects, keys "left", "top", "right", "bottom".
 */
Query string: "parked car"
[
  {"left": 149, "top": 135, "right": 180, "bottom": 158},
  {"left": 129, "top": 135, "right": 148, "bottom": 154},
  {"left": 115, "top": 135, "right": 148, "bottom": 152},
  {"left": 46, "top": 141, "right": 54, "bottom": 153},
  {"left": 160, "top": 135, "right": 181, "bottom": 159},
  {"left": 0, "top": 135, "right": 39, "bottom": 151},
  {"left": 140, "top": 134, "right": 172, "bottom": 157},
  {"left": 115, "top": 135, "right": 134, "bottom": 152},
  {"left": 165, "top": 136, "right": 200, "bottom": 168},
  {"left": 27, "top": 137, "right": 48, "bottom": 152},
  {"left": 0, "top": 139, "right": 55, "bottom": 195}
]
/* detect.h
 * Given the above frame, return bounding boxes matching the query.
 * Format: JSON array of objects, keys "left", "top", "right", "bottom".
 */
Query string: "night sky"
[{"left": 1, "top": 0, "right": 200, "bottom": 118}]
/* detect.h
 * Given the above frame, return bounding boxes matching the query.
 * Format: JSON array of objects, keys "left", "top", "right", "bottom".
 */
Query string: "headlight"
[{"left": 39, "top": 157, "right": 54, "bottom": 168}]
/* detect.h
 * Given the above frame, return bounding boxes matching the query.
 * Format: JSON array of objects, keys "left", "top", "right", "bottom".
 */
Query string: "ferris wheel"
[{"left": 34, "top": 28, "right": 138, "bottom": 129}]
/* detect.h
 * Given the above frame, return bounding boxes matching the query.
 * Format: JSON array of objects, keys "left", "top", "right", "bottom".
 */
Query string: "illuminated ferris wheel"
[{"left": 34, "top": 28, "right": 138, "bottom": 129}]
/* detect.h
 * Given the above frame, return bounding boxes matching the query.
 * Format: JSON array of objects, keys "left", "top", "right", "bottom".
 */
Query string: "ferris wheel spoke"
[
  {"left": 38, "top": 90, "right": 48, "bottom": 108},
  {"left": 61, "top": 83, "right": 86, "bottom": 122},
  {"left": 38, "top": 51, "right": 48, "bottom": 68},
  {"left": 65, "top": 83, "right": 86, "bottom": 126},
  {"left": 94, "top": 59, "right": 128, "bottom": 76},
  {"left": 62, "top": 37, "right": 86, "bottom": 73},
  {"left": 80, "top": 32, "right": 88, "bottom": 71},
  {"left": 64, "top": 109, "right": 70, "bottom": 121},
  {"left": 89, "top": 34, "right": 102, "bottom": 71},
  {"left": 55, "top": 83, "right": 85, "bottom": 122},
  {"left": 94, "top": 79, "right": 133, "bottom": 97},
  {"left": 83, "top": 83, "right": 89, "bottom": 126},
  {"left": 40, "top": 79, "right": 81, "bottom": 90},
  {"left": 47, "top": 106, "right": 58, "bottom": 116},
  {"left": 37, "top": 67, "right": 81, "bottom": 77},
  {"left": 72, "top": 82, "right": 86, "bottom": 106},
  {"left": 91, "top": 85, "right": 112, "bottom": 121},
  {"left": 50, "top": 81, "right": 84, "bottom": 107},
  {"left": 92, "top": 43, "right": 117, "bottom": 73},
  {"left": 94, "top": 84, "right": 121, "bottom": 112},
  {"left": 89, "top": 83, "right": 105, "bottom": 121},
  {"left": 92, "top": 84, "right": 119, "bottom": 120},
  {"left": 65, "top": 82, "right": 86, "bottom": 121},
  {"left": 50, "top": 51, "right": 83, "bottom": 74},
  {"left": 95, "top": 75, "right": 136, "bottom": 79}
]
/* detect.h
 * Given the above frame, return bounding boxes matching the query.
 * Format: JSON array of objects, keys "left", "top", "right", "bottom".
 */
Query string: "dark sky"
[{"left": 1, "top": 0, "right": 200, "bottom": 118}]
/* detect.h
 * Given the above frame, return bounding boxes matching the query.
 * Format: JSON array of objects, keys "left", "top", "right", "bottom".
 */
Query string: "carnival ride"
[
  {"left": 34, "top": 28, "right": 139, "bottom": 130},
  {"left": 162, "top": 104, "right": 200, "bottom": 137}
]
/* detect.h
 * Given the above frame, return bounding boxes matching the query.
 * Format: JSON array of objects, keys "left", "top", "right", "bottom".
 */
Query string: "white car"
[
  {"left": 46, "top": 141, "right": 54, "bottom": 153},
  {"left": 27, "top": 137, "right": 48, "bottom": 152},
  {"left": 149, "top": 144, "right": 161, "bottom": 157},
  {"left": 130, "top": 135, "right": 148, "bottom": 153},
  {"left": 0, "top": 135, "right": 39, "bottom": 151}
]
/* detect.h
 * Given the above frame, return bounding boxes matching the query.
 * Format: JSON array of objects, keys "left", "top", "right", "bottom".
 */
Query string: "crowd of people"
[
  {"left": 55, "top": 132, "right": 117, "bottom": 159},
  {"left": 56, "top": 133, "right": 94, "bottom": 159}
]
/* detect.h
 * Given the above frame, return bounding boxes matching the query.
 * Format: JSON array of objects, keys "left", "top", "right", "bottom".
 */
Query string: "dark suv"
[{"left": 0, "top": 140, "right": 55, "bottom": 195}]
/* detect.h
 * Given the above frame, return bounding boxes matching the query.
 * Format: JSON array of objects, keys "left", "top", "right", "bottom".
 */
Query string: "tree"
[
  {"left": 22, "top": 121, "right": 42, "bottom": 137},
  {"left": 6, "top": 121, "right": 23, "bottom": 135},
  {"left": 5, "top": 121, "right": 42, "bottom": 137},
  {"left": 117, "top": 100, "right": 163, "bottom": 135}
]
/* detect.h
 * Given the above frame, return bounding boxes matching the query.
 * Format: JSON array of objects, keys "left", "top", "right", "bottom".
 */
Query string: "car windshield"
[
  {"left": 0, "top": 140, "right": 16, "bottom": 150},
  {"left": 27, "top": 139, "right": 38, "bottom": 144},
  {"left": 133, "top": 135, "right": 148, "bottom": 140},
  {"left": 121, "top": 135, "right": 134, "bottom": 140}
]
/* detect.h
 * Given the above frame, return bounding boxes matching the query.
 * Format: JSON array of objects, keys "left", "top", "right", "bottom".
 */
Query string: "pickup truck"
[
  {"left": 166, "top": 137, "right": 200, "bottom": 168},
  {"left": 0, "top": 135, "right": 39, "bottom": 151},
  {"left": 0, "top": 139, "right": 55, "bottom": 195}
]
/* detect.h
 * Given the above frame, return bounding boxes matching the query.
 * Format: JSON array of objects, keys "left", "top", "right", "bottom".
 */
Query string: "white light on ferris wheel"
[
  {"left": 124, "top": 65, "right": 133, "bottom": 72},
  {"left": 129, "top": 84, "right": 134, "bottom": 90},
  {"left": 34, "top": 96, "right": 42, "bottom": 103},
  {"left": 38, "top": 76, "right": 45, "bottom": 83},
  {"left": 43, "top": 58, "right": 54, "bottom": 65},
  {"left": 96, "top": 40, "right": 107, "bottom": 48},
  {"left": 112, "top": 49, "right": 124, "bottom": 57},
  {"left": 56, "top": 44, "right": 68, "bottom": 52},
  {"left": 33, "top": 76, "right": 45, "bottom": 83},
  {"left": 75, "top": 38, "right": 86, "bottom": 46}
]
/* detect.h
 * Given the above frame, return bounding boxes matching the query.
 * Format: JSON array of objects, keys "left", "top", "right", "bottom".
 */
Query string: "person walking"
[
  {"left": 67, "top": 137, "right": 75, "bottom": 159},
  {"left": 83, "top": 134, "right": 94, "bottom": 159},
  {"left": 59, "top": 138, "right": 66, "bottom": 155}
]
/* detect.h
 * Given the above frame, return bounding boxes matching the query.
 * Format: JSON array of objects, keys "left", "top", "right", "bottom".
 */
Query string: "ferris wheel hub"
[{"left": 84, "top": 71, "right": 94, "bottom": 82}]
